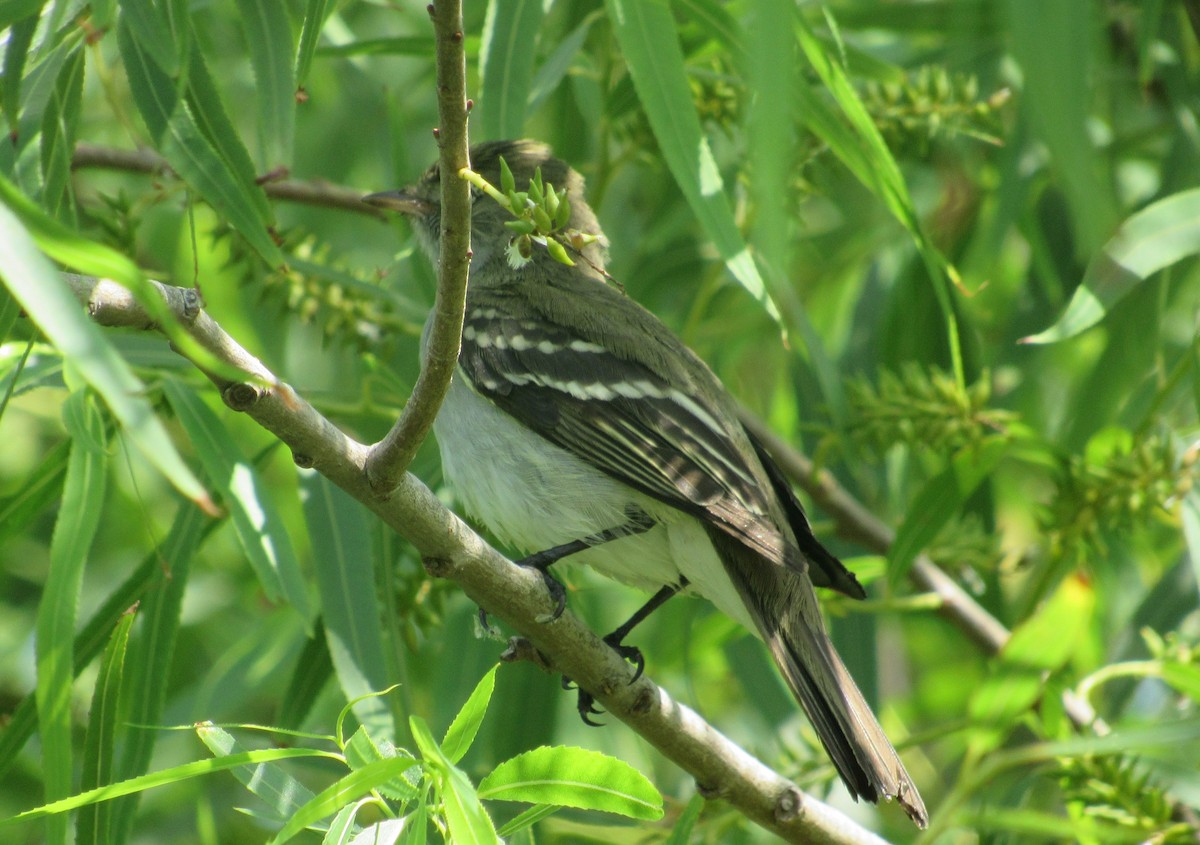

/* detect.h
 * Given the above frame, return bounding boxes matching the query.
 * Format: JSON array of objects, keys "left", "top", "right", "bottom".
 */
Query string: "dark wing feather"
[{"left": 458, "top": 307, "right": 794, "bottom": 568}]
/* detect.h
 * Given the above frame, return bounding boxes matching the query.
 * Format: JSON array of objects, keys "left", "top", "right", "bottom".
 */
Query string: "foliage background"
[{"left": 2, "top": 0, "right": 1199, "bottom": 842}]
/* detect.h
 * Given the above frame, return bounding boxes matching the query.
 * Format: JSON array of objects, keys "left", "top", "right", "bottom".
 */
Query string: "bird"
[{"left": 365, "top": 139, "right": 927, "bottom": 827}]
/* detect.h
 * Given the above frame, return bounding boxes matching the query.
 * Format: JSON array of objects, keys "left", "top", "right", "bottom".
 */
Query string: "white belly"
[{"left": 433, "top": 373, "right": 757, "bottom": 632}]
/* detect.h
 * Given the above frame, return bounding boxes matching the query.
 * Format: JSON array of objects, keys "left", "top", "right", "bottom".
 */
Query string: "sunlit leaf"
[{"left": 1025, "top": 189, "right": 1200, "bottom": 343}]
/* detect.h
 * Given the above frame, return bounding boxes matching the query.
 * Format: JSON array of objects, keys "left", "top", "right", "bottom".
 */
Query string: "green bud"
[
  {"left": 554, "top": 190, "right": 571, "bottom": 228},
  {"left": 533, "top": 206, "right": 553, "bottom": 232},
  {"left": 500, "top": 156, "right": 515, "bottom": 196},
  {"left": 545, "top": 237, "right": 574, "bottom": 266},
  {"left": 505, "top": 219, "right": 536, "bottom": 235}
]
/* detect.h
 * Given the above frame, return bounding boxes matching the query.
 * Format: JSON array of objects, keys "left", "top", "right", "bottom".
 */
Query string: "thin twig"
[
  {"left": 70, "top": 142, "right": 384, "bottom": 217},
  {"left": 62, "top": 271, "right": 897, "bottom": 845},
  {"left": 363, "top": 0, "right": 472, "bottom": 493}
]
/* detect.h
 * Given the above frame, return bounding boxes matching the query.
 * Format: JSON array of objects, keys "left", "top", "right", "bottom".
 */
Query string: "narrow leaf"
[
  {"left": 0, "top": 748, "right": 328, "bottom": 826},
  {"left": 480, "top": 0, "right": 543, "bottom": 139},
  {"left": 77, "top": 608, "right": 137, "bottom": 845},
  {"left": 233, "top": 0, "right": 296, "bottom": 166},
  {"left": 2, "top": 14, "right": 40, "bottom": 138},
  {"left": 196, "top": 723, "right": 316, "bottom": 822},
  {"left": 301, "top": 472, "right": 392, "bottom": 740},
  {"left": 38, "top": 44, "right": 84, "bottom": 220},
  {"left": 267, "top": 757, "right": 421, "bottom": 845},
  {"left": 35, "top": 394, "right": 107, "bottom": 844},
  {"left": 605, "top": 0, "right": 782, "bottom": 326},
  {"left": 0, "top": 179, "right": 209, "bottom": 506},
  {"left": 296, "top": 0, "right": 332, "bottom": 87},
  {"left": 442, "top": 665, "right": 498, "bottom": 764},
  {"left": 888, "top": 437, "right": 1007, "bottom": 588},
  {"left": 118, "top": 19, "right": 284, "bottom": 266},
  {"left": 117, "top": 0, "right": 183, "bottom": 76},
  {"left": 163, "top": 377, "right": 310, "bottom": 620},
  {"left": 109, "top": 504, "right": 207, "bottom": 840},
  {"left": 1024, "top": 189, "right": 1200, "bottom": 343}
]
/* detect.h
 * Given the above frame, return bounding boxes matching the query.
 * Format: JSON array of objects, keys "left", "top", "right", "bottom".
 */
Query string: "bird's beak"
[{"left": 362, "top": 189, "right": 435, "bottom": 217}]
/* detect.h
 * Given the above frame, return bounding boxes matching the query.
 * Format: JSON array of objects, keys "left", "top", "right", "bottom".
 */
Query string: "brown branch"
[
  {"left": 364, "top": 0, "right": 472, "bottom": 493},
  {"left": 70, "top": 142, "right": 385, "bottom": 218},
  {"left": 63, "top": 271, "right": 899, "bottom": 844}
]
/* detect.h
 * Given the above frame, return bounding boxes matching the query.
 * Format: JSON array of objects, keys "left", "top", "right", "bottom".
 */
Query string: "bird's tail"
[{"left": 710, "top": 530, "right": 928, "bottom": 828}]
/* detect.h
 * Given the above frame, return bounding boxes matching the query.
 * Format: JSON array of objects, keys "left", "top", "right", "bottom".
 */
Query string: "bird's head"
[{"left": 365, "top": 139, "right": 606, "bottom": 270}]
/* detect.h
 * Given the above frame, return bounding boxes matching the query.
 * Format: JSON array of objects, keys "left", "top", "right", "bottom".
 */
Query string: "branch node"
[
  {"left": 222, "top": 382, "right": 262, "bottom": 411},
  {"left": 501, "top": 636, "right": 554, "bottom": 671},
  {"left": 180, "top": 287, "right": 202, "bottom": 321},
  {"left": 292, "top": 451, "right": 314, "bottom": 469},
  {"left": 630, "top": 684, "right": 656, "bottom": 715},
  {"left": 422, "top": 555, "right": 454, "bottom": 577},
  {"left": 774, "top": 787, "right": 804, "bottom": 822},
  {"left": 696, "top": 780, "right": 723, "bottom": 800}
]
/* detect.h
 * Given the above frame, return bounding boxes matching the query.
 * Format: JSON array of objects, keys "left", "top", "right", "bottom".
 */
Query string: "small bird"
[{"left": 366, "top": 139, "right": 927, "bottom": 827}]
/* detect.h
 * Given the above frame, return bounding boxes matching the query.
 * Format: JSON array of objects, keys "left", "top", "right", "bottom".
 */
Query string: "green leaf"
[
  {"left": 605, "top": 0, "right": 782, "bottom": 328},
  {"left": 495, "top": 804, "right": 561, "bottom": 837},
  {"left": 117, "top": 0, "right": 184, "bottom": 76},
  {"left": 0, "top": 747, "right": 330, "bottom": 827},
  {"left": 967, "top": 575, "right": 1094, "bottom": 754},
  {"left": 793, "top": 10, "right": 965, "bottom": 386},
  {"left": 118, "top": 19, "right": 284, "bottom": 267},
  {"left": 184, "top": 46, "right": 274, "bottom": 221},
  {"left": 301, "top": 472, "right": 392, "bottom": 740},
  {"left": 411, "top": 717, "right": 499, "bottom": 845},
  {"left": 442, "top": 665, "right": 498, "bottom": 764},
  {"left": 279, "top": 623, "right": 334, "bottom": 730},
  {"left": 320, "top": 801, "right": 365, "bottom": 845},
  {"left": 1024, "top": 189, "right": 1200, "bottom": 343},
  {"left": 1006, "top": 0, "right": 1117, "bottom": 256},
  {"left": 0, "top": 437, "right": 68, "bottom": 547},
  {"left": 888, "top": 436, "right": 1007, "bottom": 588},
  {"left": 77, "top": 609, "right": 137, "bottom": 845},
  {"left": 233, "top": 0, "right": 296, "bottom": 166},
  {"left": 196, "top": 723, "right": 316, "bottom": 822},
  {"left": 479, "top": 0, "right": 543, "bottom": 139},
  {"left": 0, "top": 507, "right": 218, "bottom": 781},
  {"left": 2, "top": 14, "right": 40, "bottom": 143},
  {"left": 344, "top": 726, "right": 418, "bottom": 802},
  {"left": 38, "top": 44, "right": 84, "bottom": 220},
  {"left": 527, "top": 15, "right": 594, "bottom": 113},
  {"left": 0, "top": 182, "right": 209, "bottom": 507},
  {"left": 479, "top": 746, "right": 663, "bottom": 820},
  {"left": 35, "top": 395, "right": 107, "bottom": 844},
  {"left": 1162, "top": 663, "right": 1200, "bottom": 703},
  {"left": 109, "top": 504, "right": 207, "bottom": 840},
  {"left": 163, "top": 377, "right": 311, "bottom": 620},
  {"left": 664, "top": 792, "right": 705, "bottom": 844},
  {"left": 0, "top": 0, "right": 44, "bottom": 31},
  {"left": 296, "top": 0, "right": 332, "bottom": 87}
]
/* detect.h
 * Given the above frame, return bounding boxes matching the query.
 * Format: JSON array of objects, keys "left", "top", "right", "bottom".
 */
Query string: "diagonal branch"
[{"left": 63, "top": 271, "right": 900, "bottom": 845}]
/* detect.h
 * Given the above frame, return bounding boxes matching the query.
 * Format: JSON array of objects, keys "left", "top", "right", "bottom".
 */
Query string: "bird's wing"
[{"left": 457, "top": 304, "right": 795, "bottom": 569}]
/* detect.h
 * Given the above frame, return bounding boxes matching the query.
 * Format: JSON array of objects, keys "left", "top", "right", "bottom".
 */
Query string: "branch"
[
  {"left": 71, "top": 142, "right": 383, "bottom": 217},
  {"left": 63, "top": 272, "right": 898, "bottom": 845},
  {"left": 364, "top": 0, "right": 472, "bottom": 492}
]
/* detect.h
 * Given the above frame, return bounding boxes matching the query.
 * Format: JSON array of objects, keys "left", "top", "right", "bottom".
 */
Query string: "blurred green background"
[{"left": 2, "top": 0, "right": 1199, "bottom": 842}]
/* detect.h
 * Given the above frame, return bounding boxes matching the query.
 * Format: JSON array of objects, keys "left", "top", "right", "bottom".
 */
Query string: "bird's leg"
[
  {"left": 476, "top": 505, "right": 656, "bottom": 632},
  {"left": 516, "top": 504, "right": 657, "bottom": 623},
  {"left": 572, "top": 576, "right": 689, "bottom": 725}
]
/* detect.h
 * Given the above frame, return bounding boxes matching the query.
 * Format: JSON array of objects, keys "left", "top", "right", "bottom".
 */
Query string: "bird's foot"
[{"left": 564, "top": 631, "right": 645, "bottom": 726}]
